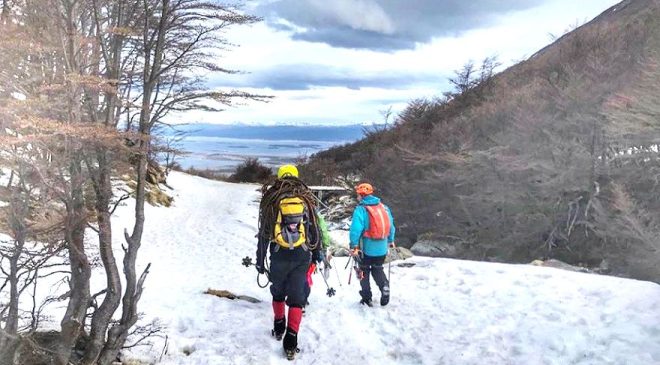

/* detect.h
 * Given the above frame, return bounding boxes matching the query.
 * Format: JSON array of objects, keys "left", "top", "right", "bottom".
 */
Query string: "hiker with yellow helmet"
[
  {"left": 255, "top": 164, "right": 325, "bottom": 360},
  {"left": 349, "top": 182, "right": 396, "bottom": 307}
]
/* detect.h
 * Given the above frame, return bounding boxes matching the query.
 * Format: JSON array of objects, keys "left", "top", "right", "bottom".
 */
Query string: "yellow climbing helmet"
[{"left": 277, "top": 164, "right": 299, "bottom": 179}]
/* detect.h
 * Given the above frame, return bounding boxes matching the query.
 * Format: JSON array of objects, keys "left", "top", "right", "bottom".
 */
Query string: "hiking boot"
[
  {"left": 272, "top": 318, "right": 285, "bottom": 340},
  {"left": 283, "top": 328, "right": 298, "bottom": 352},
  {"left": 359, "top": 290, "right": 373, "bottom": 307},
  {"left": 360, "top": 298, "right": 373, "bottom": 307},
  {"left": 380, "top": 286, "right": 390, "bottom": 306}
]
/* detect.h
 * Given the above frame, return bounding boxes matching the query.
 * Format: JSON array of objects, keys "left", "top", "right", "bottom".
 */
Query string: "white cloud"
[
  {"left": 172, "top": 0, "right": 620, "bottom": 125},
  {"left": 308, "top": 0, "right": 396, "bottom": 34}
]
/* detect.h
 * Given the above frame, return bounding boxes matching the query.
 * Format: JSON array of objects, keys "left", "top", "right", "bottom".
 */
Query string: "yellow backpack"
[{"left": 273, "top": 197, "right": 307, "bottom": 249}]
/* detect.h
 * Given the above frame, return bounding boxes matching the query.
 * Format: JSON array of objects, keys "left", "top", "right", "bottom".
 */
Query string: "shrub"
[{"left": 229, "top": 158, "right": 273, "bottom": 183}]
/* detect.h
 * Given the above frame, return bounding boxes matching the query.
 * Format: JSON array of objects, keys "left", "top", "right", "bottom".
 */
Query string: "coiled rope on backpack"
[{"left": 258, "top": 177, "right": 321, "bottom": 251}]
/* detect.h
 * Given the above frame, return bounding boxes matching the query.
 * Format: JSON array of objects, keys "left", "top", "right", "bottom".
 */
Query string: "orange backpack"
[{"left": 363, "top": 203, "right": 391, "bottom": 240}]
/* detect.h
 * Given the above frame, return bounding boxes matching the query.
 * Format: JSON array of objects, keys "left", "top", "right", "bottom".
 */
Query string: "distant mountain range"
[{"left": 169, "top": 123, "right": 383, "bottom": 142}]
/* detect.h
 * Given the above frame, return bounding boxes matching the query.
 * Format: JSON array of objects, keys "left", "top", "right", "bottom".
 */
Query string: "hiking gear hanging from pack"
[
  {"left": 257, "top": 177, "right": 321, "bottom": 253},
  {"left": 277, "top": 164, "right": 299, "bottom": 179},
  {"left": 355, "top": 182, "right": 374, "bottom": 196},
  {"left": 363, "top": 203, "right": 391, "bottom": 239}
]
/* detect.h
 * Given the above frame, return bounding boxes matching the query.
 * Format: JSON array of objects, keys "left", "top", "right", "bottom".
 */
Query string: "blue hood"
[{"left": 360, "top": 195, "right": 381, "bottom": 206}]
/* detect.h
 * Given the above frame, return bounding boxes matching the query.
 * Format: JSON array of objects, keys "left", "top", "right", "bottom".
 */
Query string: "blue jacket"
[{"left": 349, "top": 195, "right": 396, "bottom": 257}]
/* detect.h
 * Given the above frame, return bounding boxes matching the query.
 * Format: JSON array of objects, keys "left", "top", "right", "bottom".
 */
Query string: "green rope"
[{"left": 258, "top": 177, "right": 321, "bottom": 251}]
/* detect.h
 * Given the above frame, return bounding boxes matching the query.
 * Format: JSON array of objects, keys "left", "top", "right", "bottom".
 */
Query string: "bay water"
[{"left": 167, "top": 124, "right": 370, "bottom": 172}]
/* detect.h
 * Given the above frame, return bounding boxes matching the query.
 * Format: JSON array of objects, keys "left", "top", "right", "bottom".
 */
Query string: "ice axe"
[
  {"left": 241, "top": 256, "right": 253, "bottom": 267},
  {"left": 241, "top": 256, "right": 270, "bottom": 288}
]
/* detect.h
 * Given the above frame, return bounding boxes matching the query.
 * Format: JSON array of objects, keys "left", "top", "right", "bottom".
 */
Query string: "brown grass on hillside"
[{"left": 304, "top": 1, "right": 660, "bottom": 281}]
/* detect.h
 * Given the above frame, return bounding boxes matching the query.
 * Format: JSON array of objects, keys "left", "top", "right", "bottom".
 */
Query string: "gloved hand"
[
  {"left": 255, "top": 263, "right": 265, "bottom": 274},
  {"left": 312, "top": 249, "right": 325, "bottom": 263}
]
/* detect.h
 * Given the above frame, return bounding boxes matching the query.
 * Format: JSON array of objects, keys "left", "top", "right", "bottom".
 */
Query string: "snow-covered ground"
[
  {"left": 3, "top": 171, "right": 660, "bottom": 364},
  {"left": 110, "top": 171, "right": 658, "bottom": 365}
]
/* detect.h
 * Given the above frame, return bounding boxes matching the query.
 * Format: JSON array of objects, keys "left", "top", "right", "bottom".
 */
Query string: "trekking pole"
[
  {"left": 348, "top": 258, "right": 353, "bottom": 285},
  {"left": 323, "top": 256, "right": 342, "bottom": 287},
  {"left": 387, "top": 246, "right": 392, "bottom": 282},
  {"left": 346, "top": 248, "right": 358, "bottom": 285},
  {"left": 387, "top": 243, "right": 398, "bottom": 282},
  {"left": 319, "top": 267, "right": 336, "bottom": 297},
  {"left": 348, "top": 249, "right": 364, "bottom": 285},
  {"left": 310, "top": 192, "right": 331, "bottom": 210},
  {"left": 344, "top": 254, "right": 353, "bottom": 270},
  {"left": 333, "top": 260, "right": 342, "bottom": 287}
]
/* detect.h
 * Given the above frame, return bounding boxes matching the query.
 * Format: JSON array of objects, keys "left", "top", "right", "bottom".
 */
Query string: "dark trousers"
[
  {"left": 269, "top": 246, "right": 311, "bottom": 308},
  {"left": 358, "top": 254, "right": 389, "bottom": 301}
]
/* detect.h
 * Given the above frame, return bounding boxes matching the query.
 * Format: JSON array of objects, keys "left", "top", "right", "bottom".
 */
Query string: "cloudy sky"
[{"left": 180, "top": 0, "right": 621, "bottom": 126}]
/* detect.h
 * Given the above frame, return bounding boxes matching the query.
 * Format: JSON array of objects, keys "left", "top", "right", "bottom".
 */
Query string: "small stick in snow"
[{"left": 204, "top": 289, "right": 261, "bottom": 303}]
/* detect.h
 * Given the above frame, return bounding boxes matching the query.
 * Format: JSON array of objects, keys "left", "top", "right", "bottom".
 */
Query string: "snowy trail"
[{"left": 114, "top": 172, "right": 660, "bottom": 365}]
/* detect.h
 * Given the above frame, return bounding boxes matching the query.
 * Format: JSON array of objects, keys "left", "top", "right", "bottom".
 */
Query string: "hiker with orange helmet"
[{"left": 349, "top": 182, "right": 396, "bottom": 306}]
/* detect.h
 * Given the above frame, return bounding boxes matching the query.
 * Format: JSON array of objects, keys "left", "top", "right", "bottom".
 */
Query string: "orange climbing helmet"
[{"left": 355, "top": 183, "right": 374, "bottom": 196}]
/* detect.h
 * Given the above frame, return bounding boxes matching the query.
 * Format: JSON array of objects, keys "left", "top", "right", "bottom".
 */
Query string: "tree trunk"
[
  {"left": 0, "top": 237, "right": 22, "bottom": 364},
  {"left": 56, "top": 158, "right": 91, "bottom": 365},
  {"left": 81, "top": 150, "right": 122, "bottom": 365},
  {"left": 98, "top": 2, "right": 169, "bottom": 361},
  {"left": 81, "top": 1, "right": 126, "bottom": 361},
  {"left": 98, "top": 131, "right": 150, "bottom": 365}
]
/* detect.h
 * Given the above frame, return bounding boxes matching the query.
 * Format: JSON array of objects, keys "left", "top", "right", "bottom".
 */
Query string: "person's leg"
[
  {"left": 358, "top": 256, "right": 373, "bottom": 306},
  {"left": 269, "top": 257, "right": 287, "bottom": 338},
  {"left": 369, "top": 255, "right": 390, "bottom": 306},
  {"left": 302, "top": 282, "right": 310, "bottom": 314},
  {"left": 283, "top": 257, "right": 309, "bottom": 352}
]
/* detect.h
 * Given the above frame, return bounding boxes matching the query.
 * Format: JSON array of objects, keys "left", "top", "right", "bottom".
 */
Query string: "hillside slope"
[{"left": 304, "top": 0, "right": 660, "bottom": 281}]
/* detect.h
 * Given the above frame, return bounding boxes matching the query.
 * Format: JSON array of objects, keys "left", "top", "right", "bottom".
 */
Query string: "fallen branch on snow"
[{"left": 204, "top": 289, "right": 261, "bottom": 303}]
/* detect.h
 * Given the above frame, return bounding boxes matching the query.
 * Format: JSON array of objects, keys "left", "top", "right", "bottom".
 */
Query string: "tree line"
[{"left": 0, "top": 0, "right": 262, "bottom": 363}]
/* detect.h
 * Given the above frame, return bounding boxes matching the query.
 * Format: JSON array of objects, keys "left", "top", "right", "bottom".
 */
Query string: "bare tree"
[{"left": 1, "top": 0, "right": 265, "bottom": 363}]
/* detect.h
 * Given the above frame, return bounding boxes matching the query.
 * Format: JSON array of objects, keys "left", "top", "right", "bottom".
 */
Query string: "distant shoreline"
[{"left": 166, "top": 124, "right": 369, "bottom": 172}]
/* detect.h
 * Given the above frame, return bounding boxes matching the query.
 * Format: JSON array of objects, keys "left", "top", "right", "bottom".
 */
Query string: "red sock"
[
  {"left": 273, "top": 301, "right": 285, "bottom": 320},
  {"left": 287, "top": 307, "right": 302, "bottom": 332}
]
